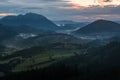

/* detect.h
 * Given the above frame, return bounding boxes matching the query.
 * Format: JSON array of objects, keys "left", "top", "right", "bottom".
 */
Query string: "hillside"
[
  {"left": 3, "top": 33, "right": 85, "bottom": 49},
  {"left": 73, "top": 20, "right": 120, "bottom": 38},
  {"left": 0, "top": 13, "right": 59, "bottom": 31},
  {"left": 0, "top": 24, "right": 18, "bottom": 41},
  {"left": 2, "top": 41, "right": 120, "bottom": 80}
]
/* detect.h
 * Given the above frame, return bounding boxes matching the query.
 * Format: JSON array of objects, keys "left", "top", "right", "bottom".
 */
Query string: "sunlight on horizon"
[
  {"left": 0, "top": 13, "right": 17, "bottom": 17},
  {"left": 69, "top": 0, "right": 120, "bottom": 7}
]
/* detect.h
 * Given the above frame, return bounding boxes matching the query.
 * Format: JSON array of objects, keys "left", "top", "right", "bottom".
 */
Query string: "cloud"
[
  {"left": 0, "top": 0, "right": 120, "bottom": 21},
  {"left": 23, "top": 7, "right": 43, "bottom": 10}
]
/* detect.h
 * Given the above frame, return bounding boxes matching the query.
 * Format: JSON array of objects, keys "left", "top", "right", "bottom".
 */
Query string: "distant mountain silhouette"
[
  {"left": 0, "top": 13, "right": 59, "bottom": 30},
  {"left": 73, "top": 20, "right": 120, "bottom": 38}
]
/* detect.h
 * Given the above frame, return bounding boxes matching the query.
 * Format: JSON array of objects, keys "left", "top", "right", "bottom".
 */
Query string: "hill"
[
  {"left": 73, "top": 20, "right": 120, "bottom": 39},
  {"left": 4, "top": 33, "right": 84, "bottom": 49},
  {"left": 0, "top": 13, "right": 59, "bottom": 31},
  {"left": 0, "top": 24, "right": 17, "bottom": 41}
]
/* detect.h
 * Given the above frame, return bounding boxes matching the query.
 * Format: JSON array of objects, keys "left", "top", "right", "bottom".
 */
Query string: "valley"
[{"left": 0, "top": 13, "right": 120, "bottom": 80}]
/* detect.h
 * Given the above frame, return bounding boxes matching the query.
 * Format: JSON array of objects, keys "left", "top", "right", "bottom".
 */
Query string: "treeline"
[{"left": 2, "top": 62, "right": 120, "bottom": 80}]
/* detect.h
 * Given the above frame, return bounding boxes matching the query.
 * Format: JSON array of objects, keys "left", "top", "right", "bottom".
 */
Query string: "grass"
[
  {"left": 12, "top": 49, "right": 83, "bottom": 72},
  {"left": 0, "top": 57, "right": 22, "bottom": 64},
  {"left": 0, "top": 48, "right": 85, "bottom": 72}
]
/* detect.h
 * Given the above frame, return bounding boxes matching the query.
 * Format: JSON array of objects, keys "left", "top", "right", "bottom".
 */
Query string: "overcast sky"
[{"left": 0, "top": 0, "right": 120, "bottom": 21}]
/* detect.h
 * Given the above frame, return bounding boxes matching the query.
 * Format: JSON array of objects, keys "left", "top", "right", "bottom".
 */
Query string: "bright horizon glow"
[
  {"left": 0, "top": 13, "right": 16, "bottom": 17},
  {"left": 69, "top": 0, "right": 120, "bottom": 7}
]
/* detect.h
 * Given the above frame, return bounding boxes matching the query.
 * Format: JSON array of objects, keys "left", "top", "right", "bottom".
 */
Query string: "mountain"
[
  {"left": 73, "top": 20, "right": 120, "bottom": 39},
  {"left": 0, "top": 24, "right": 18, "bottom": 41},
  {"left": 0, "top": 13, "right": 59, "bottom": 31}
]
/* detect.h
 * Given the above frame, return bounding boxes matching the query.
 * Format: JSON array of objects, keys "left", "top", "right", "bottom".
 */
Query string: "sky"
[{"left": 0, "top": 0, "right": 120, "bottom": 22}]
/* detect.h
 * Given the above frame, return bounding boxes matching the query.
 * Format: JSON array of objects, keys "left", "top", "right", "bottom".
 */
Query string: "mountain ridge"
[
  {"left": 73, "top": 19, "right": 120, "bottom": 39},
  {"left": 0, "top": 13, "right": 59, "bottom": 31}
]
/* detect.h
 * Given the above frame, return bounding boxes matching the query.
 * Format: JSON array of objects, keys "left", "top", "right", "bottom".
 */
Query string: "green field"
[{"left": 12, "top": 49, "right": 83, "bottom": 72}]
